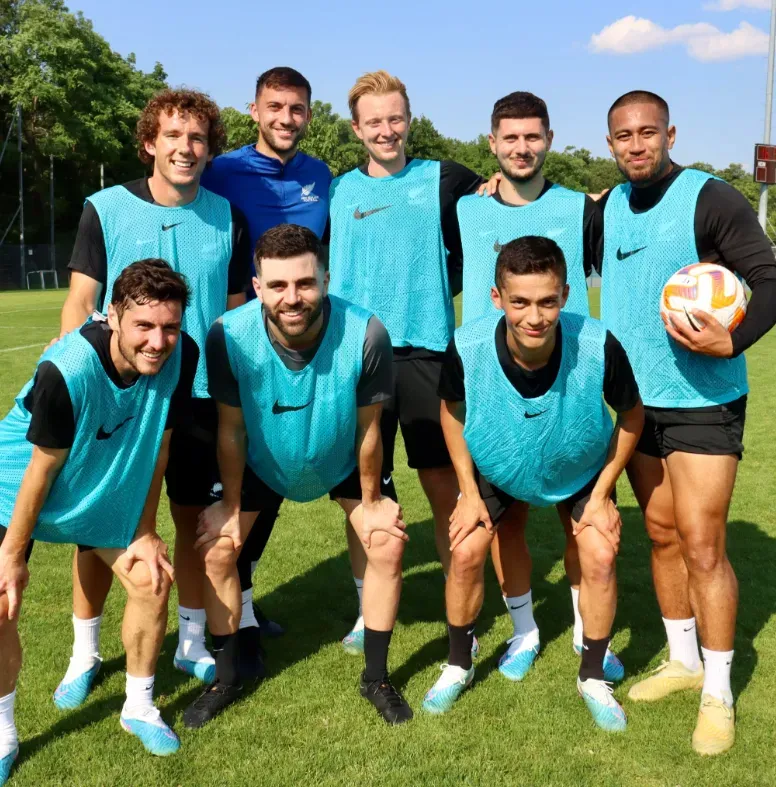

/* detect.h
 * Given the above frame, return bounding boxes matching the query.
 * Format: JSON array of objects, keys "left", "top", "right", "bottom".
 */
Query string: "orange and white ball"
[{"left": 660, "top": 263, "right": 747, "bottom": 333}]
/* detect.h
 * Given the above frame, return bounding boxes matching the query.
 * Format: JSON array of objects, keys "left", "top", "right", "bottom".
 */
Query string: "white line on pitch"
[
  {"left": 0, "top": 343, "right": 45, "bottom": 353},
  {"left": 0, "top": 306, "right": 62, "bottom": 315}
]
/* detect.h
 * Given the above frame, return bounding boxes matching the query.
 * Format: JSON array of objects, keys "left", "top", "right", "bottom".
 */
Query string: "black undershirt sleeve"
[
  {"left": 67, "top": 201, "right": 108, "bottom": 285},
  {"left": 437, "top": 337, "right": 466, "bottom": 402},
  {"left": 206, "top": 319, "right": 241, "bottom": 407},
  {"left": 228, "top": 206, "right": 254, "bottom": 296},
  {"left": 24, "top": 362, "right": 76, "bottom": 448},
  {"left": 583, "top": 196, "right": 603, "bottom": 277},
  {"left": 602, "top": 331, "right": 641, "bottom": 413},
  {"left": 356, "top": 317, "right": 394, "bottom": 407},
  {"left": 439, "top": 161, "right": 485, "bottom": 296},
  {"left": 694, "top": 180, "right": 776, "bottom": 356},
  {"left": 166, "top": 333, "right": 200, "bottom": 429}
]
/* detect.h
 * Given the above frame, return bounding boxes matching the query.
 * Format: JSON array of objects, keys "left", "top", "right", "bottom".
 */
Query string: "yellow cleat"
[
  {"left": 692, "top": 694, "right": 735, "bottom": 756},
  {"left": 627, "top": 660, "right": 704, "bottom": 702}
]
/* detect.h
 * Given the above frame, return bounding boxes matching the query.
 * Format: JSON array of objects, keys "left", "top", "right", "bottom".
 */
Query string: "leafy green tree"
[{"left": 221, "top": 106, "right": 255, "bottom": 151}]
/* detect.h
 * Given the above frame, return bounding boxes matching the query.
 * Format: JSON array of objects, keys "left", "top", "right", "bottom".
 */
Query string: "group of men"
[{"left": 0, "top": 63, "right": 774, "bottom": 783}]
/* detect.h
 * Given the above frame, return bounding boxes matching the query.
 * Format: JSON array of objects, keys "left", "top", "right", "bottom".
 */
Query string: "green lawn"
[{"left": 2, "top": 288, "right": 776, "bottom": 786}]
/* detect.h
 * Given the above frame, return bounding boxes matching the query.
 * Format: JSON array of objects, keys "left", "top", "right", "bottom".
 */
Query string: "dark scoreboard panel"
[{"left": 754, "top": 144, "right": 776, "bottom": 184}]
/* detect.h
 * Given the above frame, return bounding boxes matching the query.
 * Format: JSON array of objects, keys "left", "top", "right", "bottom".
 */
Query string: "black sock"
[
  {"left": 363, "top": 627, "right": 393, "bottom": 682},
  {"left": 448, "top": 622, "right": 475, "bottom": 670},
  {"left": 212, "top": 633, "right": 241, "bottom": 686},
  {"left": 579, "top": 635, "right": 609, "bottom": 681},
  {"left": 237, "top": 625, "right": 265, "bottom": 681}
]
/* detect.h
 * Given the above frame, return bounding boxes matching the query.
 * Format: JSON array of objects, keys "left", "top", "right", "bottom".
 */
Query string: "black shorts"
[
  {"left": 477, "top": 470, "right": 616, "bottom": 526},
  {"left": 637, "top": 396, "right": 747, "bottom": 459},
  {"left": 381, "top": 354, "right": 451, "bottom": 471},
  {"left": 0, "top": 526, "right": 35, "bottom": 563},
  {"left": 166, "top": 399, "right": 222, "bottom": 507}
]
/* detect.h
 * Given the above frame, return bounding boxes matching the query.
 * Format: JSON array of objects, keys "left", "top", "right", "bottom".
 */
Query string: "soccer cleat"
[
  {"left": 0, "top": 748, "right": 18, "bottom": 786},
  {"left": 574, "top": 643, "right": 625, "bottom": 683},
  {"left": 627, "top": 660, "right": 704, "bottom": 702},
  {"left": 577, "top": 678, "right": 627, "bottom": 732},
  {"left": 471, "top": 636, "right": 480, "bottom": 661},
  {"left": 498, "top": 634, "right": 540, "bottom": 682},
  {"left": 183, "top": 681, "right": 244, "bottom": 729},
  {"left": 342, "top": 616, "right": 365, "bottom": 655},
  {"left": 253, "top": 603, "right": 285, "bottom": 638},
  {"left": 692, "top": 694, "right": 735, "bottom": 756},
  {"left": 53, "top": 659, "right": 102, "bottom": 710},
  {"left": 359, "top": 673, "right": 413, "bottom": 725},
  {"left": 120, "top": 711, "right": 180, "bottom": 756},
  {"left": 173, "top": 650, "right": 215, "bottom": 684},
  {"left": 422, "top": 663, "right": 475, "bottom": 715}
]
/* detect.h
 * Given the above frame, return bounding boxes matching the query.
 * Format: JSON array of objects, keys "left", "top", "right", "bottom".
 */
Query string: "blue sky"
[{"left": 70, "top": 0, "right": 774, "bottom": 169}]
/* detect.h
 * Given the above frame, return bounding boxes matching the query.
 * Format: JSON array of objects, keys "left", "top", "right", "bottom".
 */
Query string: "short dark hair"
[
  {"left": 608, "top": 90, "right": 670, "bottom": 127},
  {"left": 491, "top": 92, "right": 550, "bottom": 134},
  {"left": 254, "top": 224, "right": 324, "bottom": 271},
  {"left": 495, "top": 236, "right": 567, "bottom": 290},
  {"left": 111, "top": 259, "right": 190, "bottom": 319},
  {"left": 255, "top": 67, "right": 312, "bottom": 104}
]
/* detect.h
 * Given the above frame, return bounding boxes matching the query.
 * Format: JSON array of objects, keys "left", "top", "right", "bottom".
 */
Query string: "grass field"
[{"left": 1, "top": 288, "right": 776, "bottom": 786}]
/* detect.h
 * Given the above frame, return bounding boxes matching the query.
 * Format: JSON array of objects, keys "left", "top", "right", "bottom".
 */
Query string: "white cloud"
[
  {"left": 589, "top": 15, "right": 769, "bottom": 61},
  {"left": 704, "top": 0, "right": 770, "bottom": 11}
]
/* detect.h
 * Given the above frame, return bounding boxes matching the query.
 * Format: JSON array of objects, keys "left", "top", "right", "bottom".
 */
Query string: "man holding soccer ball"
[{"left": 600, "top": 90, "right": 776, "bottom": 754}]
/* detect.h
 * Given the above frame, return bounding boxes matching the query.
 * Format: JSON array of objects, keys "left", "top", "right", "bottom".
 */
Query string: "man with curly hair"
[{"left": 56, "top": 89, "right": 258, "bottom": 707}]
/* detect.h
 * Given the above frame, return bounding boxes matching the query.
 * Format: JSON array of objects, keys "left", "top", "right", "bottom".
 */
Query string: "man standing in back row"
[
  {"left": 600, "top": 90, "right": 776, "bottom": 755},
  {"left": 328, "top": 70, "right": 483, "bottom": 654}
]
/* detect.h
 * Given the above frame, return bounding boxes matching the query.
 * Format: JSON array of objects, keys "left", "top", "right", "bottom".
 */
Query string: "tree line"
[{"left": 0, "top": 0, "right": 771, "bottom": 251}]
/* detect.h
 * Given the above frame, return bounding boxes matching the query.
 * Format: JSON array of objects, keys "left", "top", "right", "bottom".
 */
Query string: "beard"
[
  {"left": 116, "top": 332, "right": 167, "bottom": 377},
  {"left": 259, "top": 123, "right": 305, "bottom": 155},
  {"left": 617, "top": 150, "right": 670, "bottom": 186},
  {"left": 500, "top": 151, "right": 545, "bottom": 183},
  {"left": 266, "top": 298, "right": 323, "bottom": 340}
]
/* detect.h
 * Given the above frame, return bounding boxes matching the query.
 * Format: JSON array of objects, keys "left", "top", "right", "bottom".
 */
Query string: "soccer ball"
[{"left": 660, "top": 263, "right": 747, "bottom": 333}]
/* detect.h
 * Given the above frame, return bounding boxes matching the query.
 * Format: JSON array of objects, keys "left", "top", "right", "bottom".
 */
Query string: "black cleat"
[
  {"left": 183, "top": 681, "right": 243, "bottom": 729},
  {"left": 359, "top": 673, "right": 413, "bottom": 725},
  {"left": 238, "top": 626, "right": 267, "bottom": 682},
  {"left": 253, "top": 603, "right": 285, "bottom": 637}
]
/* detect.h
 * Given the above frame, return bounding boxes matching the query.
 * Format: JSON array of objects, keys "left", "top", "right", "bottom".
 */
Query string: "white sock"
[
  {"left": 239, "top": 589, "right": 259, "bottom": 630},
  {"left": 72, "top": 614, "right": 102, "bottom": 662},
  {"left": 504, "top": 591, "right": 538, "bottom": 638},
  {"left": 352, "top": 614, "right": 365, "bottom": 632},
  {"left": 663, "top": 617, "right": 702, "bottom": 671},
  {"left": 122, "top": 674, "right": 156, "bottom": 719},
  {"left": 353, "top": 577, "right": 364, "bottom": 617},
  {"left": 0, "top": 690, "right": 17, "bottom": 759},
  {"left": 177, "top": 607, "right": 210, "bottom": 659},
  {"left": 701, "top": 647, "right": 734, "bottom": 705},
  {"left": 570, "top": 587, "right": 583, "bottom": 649}
]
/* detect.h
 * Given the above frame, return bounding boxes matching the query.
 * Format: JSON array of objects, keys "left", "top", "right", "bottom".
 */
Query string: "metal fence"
[{"left": 0, "top": 244, "right": 72, "bottom": 291}]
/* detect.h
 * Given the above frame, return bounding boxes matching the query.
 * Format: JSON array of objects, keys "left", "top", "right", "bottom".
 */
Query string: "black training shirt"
[
  {"left": 24, "top": 320, "right": 199, "bottom": 449},
  {"left": 68, "top": 179, "right": 253, "bottom": 307},
  {"left": 598, "top": 164, "right": 776, "bottom": 357},
  {"left": 438, "top": 318, "right": 640, "bottom": 413}
]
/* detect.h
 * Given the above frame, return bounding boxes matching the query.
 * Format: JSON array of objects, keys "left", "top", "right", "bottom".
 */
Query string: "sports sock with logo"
[
  {"left": 504, "top": 591, "right": 537, "bottom": 638},
  {"left": 701, "top": 647, "right": 734, "bottom": 705},
  {"left": 354, "top": 577, "right": 364, "bottom": 617},
  {"left": 663, "top": 617, "right": 702, "bottom": 671},
  {"left": 447, "top": 622, "right": 475, "bottom": 671},
  {"left": 61, "top": 614, "right": 102, "bottom": 683},
  {"left": 578, "top": 636, "right": 609, "bottom": 681},
  {"left": 178, "top": 607, "right": 210, "bottom": 659},
  {"left": 239, "top": 589, "right": 259, "bottom": 630},
  {"left": 363, "top": 628, "right": 393, "bottom": 682},
  {"left": 570, "top": 587, "right": 583, "bottom": 649},
  {"left": 0, "top": 690, "right": 17, "bottom": 759},
  {"left": 122, "top": 674, "right": 155, "bottom": 718},
  {"left": 212, "top": 633, "right": 241, "bottom": 686}
]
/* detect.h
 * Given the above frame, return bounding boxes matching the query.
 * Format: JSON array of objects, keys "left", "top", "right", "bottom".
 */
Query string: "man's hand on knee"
[
  {"left": 572, "top": 496, "right": 622, "bottom": 554},
  {"left": 359, "top": 497, "right": 407, "bottom": 549},
  {"left": 450, "top": 493, "right": 493, "bottom": 552},
  {"left": 119, "top": 533, "right": 175, "bottom": 595},
  {"left": 195, "top": 501, "right": 243, "bottom": 552},
  {"left": 0, "top": 547, "right": 29, "bottom": 620}
]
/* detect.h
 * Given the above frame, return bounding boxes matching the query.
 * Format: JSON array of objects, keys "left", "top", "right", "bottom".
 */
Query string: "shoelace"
[
  {"left": 650, "top": 660, "right": 672, "bottom": 675},
  {"left": 439, "top": 663, "right": 468, "bottom": 686},
  {"left": 193, "top": 682, "right": 235, "bottom": 709},
  {"left": 369, "top": 679, "right": 406, "bottom": 708},
  {"left": 701, "top": 698, "right": 733, "bottom": 719}
]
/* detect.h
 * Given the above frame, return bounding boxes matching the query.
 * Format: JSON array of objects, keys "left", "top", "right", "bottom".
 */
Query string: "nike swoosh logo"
[
  {"left": 353, "top": 205, "right": 391, "bottom": 220},
  {"left": 493, "top": 241, "right": 503, "bottom": 253},
  {"left": 180, "top": 615, "right": 191, "bottom": 621},
  {"left": 162, "top": 223, "right": 182, "bottom": 231},
  {"left": 466, "top": 628, "right": 475, "bottom": 636},
  {"left": 616, "top": 245, "right": 647, "bottom": 261},
  {"left": 382, "top": 476, "right": 392, "bottom": 486},
  {"left": 509, "top": 602, "right": 529, "bottom": 609},
  {"left": 96, "top": 415, "right": 134, "bottom": 440},
  {"left": 683, "top": 626, "right": 695, "bottom": 632},
  {"left": 524, "top": 411, "right": 547, "bottom": 419},
  {"left": 272, "top": 399, "right": 313, "bottom": 415}
]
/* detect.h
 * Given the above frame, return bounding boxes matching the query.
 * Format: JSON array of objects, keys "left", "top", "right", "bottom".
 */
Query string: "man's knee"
[
  {"left": 451, "top": 536, "right": 488, "bottom": 579},
  {"left": 123, "top": 561, "right": 172, "bottom": 604},
  {"left": 681, "top": 534, "right": 726, "bottom": 577},
  {"left": 366, "top": 531, "right": 404, "bottom": 574},
  {"left": 200, "top": 538, "right": 239, "bottom": 579},
  {"left": 644, "top": 508, "right": 678, "bottom": 549},
  {"left": 581, "top": 540, "right": 617, "bottom": 586},
  {"left": 0, "top": 594, "right": 15, "bottom": 633}
]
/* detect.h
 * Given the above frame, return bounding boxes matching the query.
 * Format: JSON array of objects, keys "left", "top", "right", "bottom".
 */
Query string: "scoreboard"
[{"left": 754, "top": 143, "right": 776, "bottom": 185}]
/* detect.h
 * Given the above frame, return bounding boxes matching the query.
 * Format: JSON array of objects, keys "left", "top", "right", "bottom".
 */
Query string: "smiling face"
[
  {"left": 251, "top": 85, "right": 311, "bottom": 158},
  {"left": 490, "top": 117, "right": 553, "bottom": 183},
  {"left": 351, "top": 91, "right": 410, "bottom": 167},
  {"left": 144, "top": 110, "right": 211, "bottom": 191},
  {"left": 607, "top": 101, "right": 675, "bottom": 186}
]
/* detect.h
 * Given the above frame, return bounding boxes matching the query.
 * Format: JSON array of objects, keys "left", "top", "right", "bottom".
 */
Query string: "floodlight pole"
[
  {"left": 50, "top": 154, "right": 55, "bottom": 270},
  {"left": 17, "top": 104, "right": 24, "bottom": 289},
  {"left": 759, "top": 0, "right": 776, "bottom": 231}
]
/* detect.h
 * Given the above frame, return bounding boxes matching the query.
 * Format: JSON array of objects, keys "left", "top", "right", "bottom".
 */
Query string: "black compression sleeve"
[
  {"left": 602, "top": 332, "right": 641, "bottom": 413},
  {"left": 695, "top": 180, "right": 776, "bottom": 356},
  {"left": 24, "top": 362, "right": 76, "bottom": 448},
  {"left": 166, "top": 333, "right": 200, "bottom": 429},
  {"left": 68, "top": 201, "right": 108, "bottom": 285},
  {"left": 356, "top": 317, "right": 394, "bottom": 407},
  {"left": 437, "top": 338, "right": 466, "bottom": 402},
  {"left": 583, "top": 196, "right": 603, "bottom": 277},
  {"left": 206, "top": 320, "right": 241, "bottom": 407},
  {"left": 228, "top": 206, "right": 253, "bottom": 295}
]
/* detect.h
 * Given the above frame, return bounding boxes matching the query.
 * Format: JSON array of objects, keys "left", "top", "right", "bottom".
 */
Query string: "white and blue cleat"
[
  {"left": 342, "top": 617, "right": 365, "bottom": 656},
  {"left": 422, "top": 664, "right": 475, "bottom": 714},
  {"left": 173, "top": 649, "right": 215, "bottom": 684},
  {"left": 53, "top": 659, "right": 102, "bottom": 710},
  {"left": 0, "top": 748, "right": 18, "bottom": 786},
  {"left": 574, "top": 643, "right": 625, "bottom": 683},
  {"left": 120, "top": 711, "right": 180, "bottom": 756},
  {"left": 498, "top": 633, "right": 540, "bottom": 682},
  {"left": 577, "top": 677, "right": 627, "bottom": 732}
]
